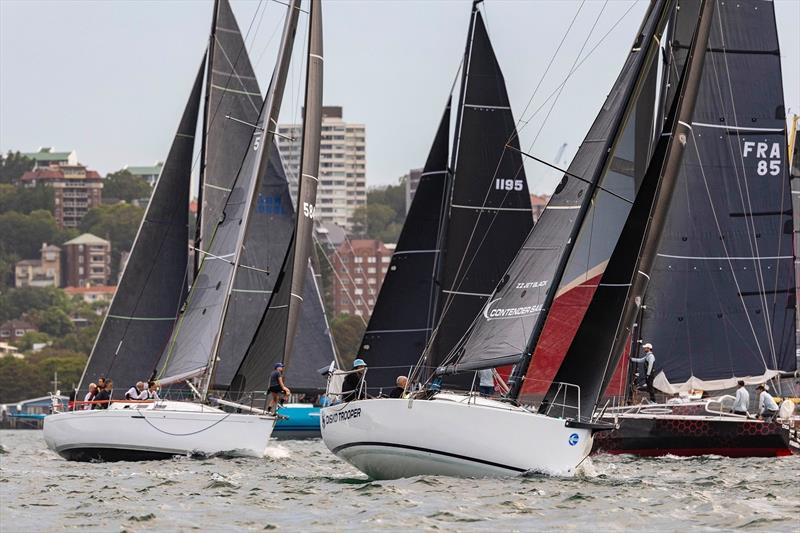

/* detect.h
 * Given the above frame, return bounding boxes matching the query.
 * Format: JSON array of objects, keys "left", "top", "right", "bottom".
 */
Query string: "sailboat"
[
  {"left": 43, "top": 0, "right": 324, "bottom": 461},
  {"left": 321, "top": 0, "right": 715, "bottom": 479},
  {"left": 592, "top": 0, "right": 798, "bottom": 457}
]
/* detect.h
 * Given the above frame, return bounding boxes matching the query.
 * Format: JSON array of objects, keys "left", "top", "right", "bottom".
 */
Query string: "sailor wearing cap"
[
  {"left": 267, "top": 362, "right": 291, "bottom": 414},
  {"left": 756, "top": 384, "right": 779, "bottom": 422},
  {"left": 342, "top": 358, "right": 368, "bottom": 403},
  {"left": 630, "top": 342, "right": 656, "bottom": 402}
]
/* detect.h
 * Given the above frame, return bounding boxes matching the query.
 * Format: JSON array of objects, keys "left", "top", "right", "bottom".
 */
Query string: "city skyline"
[{"left": 2, "top": 0, "right": 799, "bottom": 196}]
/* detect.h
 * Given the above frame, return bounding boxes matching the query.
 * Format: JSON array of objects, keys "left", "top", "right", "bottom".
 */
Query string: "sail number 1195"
[{"left": 495, "top": 179, "right": 524, "bottom": 191}]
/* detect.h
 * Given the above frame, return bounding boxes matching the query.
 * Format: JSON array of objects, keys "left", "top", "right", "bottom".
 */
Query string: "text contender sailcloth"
[
  {"left": 641, "top": 0, "right": 796, "bottom": 392},
  {"left": 78, "top": 60, "right": 203, "bottom": 392}
]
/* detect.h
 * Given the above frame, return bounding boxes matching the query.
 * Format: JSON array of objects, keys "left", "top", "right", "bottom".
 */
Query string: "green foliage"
[
  {"left": 0, "top": 286, "right": 70, "bottom": 323},
  {"left": 330, "top": 313, "right": 366, "bottom": 367},
  {"left": 53, "top": 322, "right": 100, "bottom": 354},
  {"left": 30, "top": 307, "right": 75, "bottom": 337},
  {"left": 0, "top": 349, "right": 88, "bottom": 403},
  {"left": 80, "top": 202, "right": 144, "bottom": 278},
  {"left": 0, "top": 209, "right": 74, "bottom": 259},
  {"left": 15, "top": 331, "right": 52, "bottom": 352},
  {"left": 0, "top": 151, "right": 35, "bottom": 184},
  {"left": 0, "top": 183, "right": 54, "bottom": 214},
  {"left": 103, "top": 169, "right": 152, "bottom": 202},
  {"left": 350, "top": 182, "right": 407, "bottom": 243}
]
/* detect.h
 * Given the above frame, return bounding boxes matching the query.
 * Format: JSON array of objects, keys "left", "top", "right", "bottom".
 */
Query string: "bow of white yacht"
[
  {"left": 43, "top": 400, "right": 275, "bottom": 461},
  {"left": 320, "top": 392, "right": 594, "bottom": 480}
]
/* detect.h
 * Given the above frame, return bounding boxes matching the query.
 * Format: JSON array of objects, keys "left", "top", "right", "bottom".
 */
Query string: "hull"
[
  {"left": 274, "top": 404, "right": 321, "bottom": 439},
  {"left": 321, "top": 393, "right": 593, "bottom": 480},
  {"left": 593, "top": 414, "right": 793, "bottom": 457},
  {"left": 43, "top": 401, "right": 275, "bottom": 462}
]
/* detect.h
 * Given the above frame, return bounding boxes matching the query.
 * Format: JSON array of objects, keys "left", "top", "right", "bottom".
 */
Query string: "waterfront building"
[
  {"left": 22, "top": 147, "right": 78, "bottom": 168},
  {"left": 14, "top": 243, "right": 61, "bottom": 288},
  {"left": 329, "top": 239, "right": 393, "bottom": 317},
  {"left": 123, "top": 162, "right": 164, "bottom": 186},
  {"left": 0, "top": 319, "right": 38, "bottom": 344},
  {"left": 63, "top": 233, "right": 111, "bottom": 287},
  {"left": 278, "top": 106, "right": 366, "bottom": 231},
  {"left": 403, "top": 168, "right": 423, "bottom": 213},
  {"left": 20, "top": 164, "right": 103, "bottom": 228}
]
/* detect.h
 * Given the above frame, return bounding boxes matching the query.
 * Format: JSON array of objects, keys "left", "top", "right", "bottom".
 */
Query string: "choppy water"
[{"left": 0, "top": 430, "right": 798, "bottom": 532}]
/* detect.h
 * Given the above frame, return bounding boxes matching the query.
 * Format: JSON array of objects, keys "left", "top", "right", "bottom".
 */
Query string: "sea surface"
[{"left": 0, "top": 430, "right": 798, "bottom": 532}]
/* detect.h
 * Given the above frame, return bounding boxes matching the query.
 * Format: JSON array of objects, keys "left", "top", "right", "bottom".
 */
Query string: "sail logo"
[
  {"left": 257, "top": 194, "right": 286, "bottom": 215},
  {"left": 483, "top": 298, "right": 543, "bottom": 321},
  {"left": 568, "top": 433, "right": 579, "bottom": 446},
  {"left": 742, "top": 141, "right": 781, "bottom": 176},
  {"left": 516, "top": 281, "right": 547, "bottom": 290}
]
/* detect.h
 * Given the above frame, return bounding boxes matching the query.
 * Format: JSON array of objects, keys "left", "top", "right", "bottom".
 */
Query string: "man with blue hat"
[
  {"left": 342, "top": 358, "right": 367, "bottom": 402},
  {"left": 267, "top": 362, "right": 291, "bottom": 414}
]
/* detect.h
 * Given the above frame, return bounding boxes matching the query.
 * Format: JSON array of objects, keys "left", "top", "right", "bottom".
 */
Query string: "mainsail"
[
  {"left": 358, "top": 101, "right": 451, "bottom": 392},
  {"left": 77, "top": 60, "right": 204, "bottom": 392},
  {"left": 157, "top": 0, "right": 302, "bottom": 387},
  {"left": 443, "top": 0, "right": 674, "bottom": 379},
  {"left": 637, "top": 0, "right": 797, "bottom": 393},
  {"left": 229, "top": 0, "right": 326, "bottom": 396}
]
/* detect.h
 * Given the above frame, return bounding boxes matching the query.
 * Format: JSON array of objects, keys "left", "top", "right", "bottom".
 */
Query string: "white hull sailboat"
[
  {"left": 321, "top": 394, "right": 593, "bottom": 479},
  {"left": 44, "top": 401, "right": 274, "bottom": 461}
]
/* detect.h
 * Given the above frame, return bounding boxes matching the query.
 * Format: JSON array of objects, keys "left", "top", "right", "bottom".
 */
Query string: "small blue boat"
[{"left": 274, "top": 404, "right": 321, "bottom": 439}]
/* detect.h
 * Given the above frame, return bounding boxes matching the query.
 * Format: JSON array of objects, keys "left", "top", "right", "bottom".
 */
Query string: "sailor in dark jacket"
[{"left": 342, "top": 359, "right": 367, "bottom": 402}]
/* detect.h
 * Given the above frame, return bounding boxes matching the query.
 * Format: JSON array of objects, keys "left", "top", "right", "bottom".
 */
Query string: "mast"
[
  {"left": 541, "top": 0, "right": 716, "bottom": 420},
  {"left": 200, "top": 0, "right": 302, "bottom": 397},
  {"left": 195, "top": 0, "right": 219, "bottom": 275},
  {"left": 281, "top": 0, "right": 324, "bottom": 362},
  {"left": 503, "top": 0, "right": 675, "bottom": 399}
]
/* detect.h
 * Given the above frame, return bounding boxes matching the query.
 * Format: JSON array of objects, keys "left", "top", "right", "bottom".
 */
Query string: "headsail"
[
  {"left": 359, "top": 100, "right": 451, "bottom": 392},
  {"left": 637, "top": 0, "right": 796, "bottom": 393},
  {"left": 78, "top": 59, "right": 204, "bottom": 392}
]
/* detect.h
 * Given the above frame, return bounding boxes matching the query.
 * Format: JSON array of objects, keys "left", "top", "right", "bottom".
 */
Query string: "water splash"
[{"left": 263, "top": 444, "right": 291, "bottom": 459}]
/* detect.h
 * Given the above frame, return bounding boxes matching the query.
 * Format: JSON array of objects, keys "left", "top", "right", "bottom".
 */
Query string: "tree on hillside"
[
  {"left": 0, "top": 286, "right": 71, "bottom": 323},
  {"left": 103, "top": 169, "right": 152, "bottom": 202},
  {"left": 31, "top": 307, "right": 75, "bottom": 337},
  {"left": 0, "top": 209, "right": 75, "bottom": 259},
  {"left": 330, "top": 314, "right": 366, "bottom": 367},
  {"left": 80, "top": 202, "right": 145, "bottom": 278},
  {"left": 0, "top": 183, "right": 54, "bottom": 214},
  {"left": 367, "top": 182, "right": 406, "bottom": 216},
  {"left": 0, "top": 151, "right": 34, "bottom": 184}
]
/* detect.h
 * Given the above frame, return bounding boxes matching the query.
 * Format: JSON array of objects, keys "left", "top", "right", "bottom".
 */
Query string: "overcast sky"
[{"left": 1, "top": 0, "right": 799, "bottom": 195}]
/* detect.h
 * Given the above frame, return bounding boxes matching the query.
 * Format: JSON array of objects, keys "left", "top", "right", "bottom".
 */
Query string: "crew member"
[
  {"left": 125, "top": 382, "right": 146, "bottom": 400},
  {"left": 732, "top": 380, "right": 749, "bottom": 416},
  {"left": 84, "top": 383, "right": 98, "bottom": 410},
  {"left": 477, "top": 368, "right": 495, "bottom": 397},
  {"left": 756, "top": 384, "right": 779, "bottom": 422},
  {"left": 342, "top": 359, "right": 367, "bottom": 402},
  {"left": 389, "top": 375, "right": 408, "bottom": 398},
  {"left": 146, "top": 380, "right": 160, "bottom": 400},
  {"left": 93, "top": 379, "right": 112, "bottom": 409},
  {"left": 630, "top": 342, "right": 656, "bottom": 402},
  {"left": 267, "top": 363, "right": 291, "bottom": 414}
]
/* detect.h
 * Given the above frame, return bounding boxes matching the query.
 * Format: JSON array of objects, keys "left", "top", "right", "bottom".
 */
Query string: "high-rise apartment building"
[
  {"left": 330, "top": 239, "right": 393, "bottom": 317},
  {"left": 20, "top": 163, "right": 103, "bottom": 228},
  {"left": 403, "top": 168, "right": 424, "bottom": 213},
  {"left": 63, "top": 233, "right": 111, "bottom": 287},
  {"left": 278, "top": 106, "right": 366, "bottom": 231}
]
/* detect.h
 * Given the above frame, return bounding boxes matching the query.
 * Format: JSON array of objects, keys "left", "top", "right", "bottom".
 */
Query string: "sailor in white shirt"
[
  {"left": 124, "top": 381, "right": 146, "bottom": 401},
  {"left": 756, "top": 384, "right": 779, "bottom": 422},
  {"left": 731, "top": 380, "right": 749, "bottom": 416},
  {"left": 630, "top": 342, "right": 656, "bottom": 401}
]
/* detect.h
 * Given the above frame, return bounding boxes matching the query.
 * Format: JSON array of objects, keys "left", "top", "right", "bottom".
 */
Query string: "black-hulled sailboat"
[
  {"left": 593, "top": 0, "right": 798, "bottom": 457},
  {"left": 321, "top": 0, "right": 714, "bottom": 479},
  {"left": 44, "top": 0, "right": 324, "bottom": 461}
]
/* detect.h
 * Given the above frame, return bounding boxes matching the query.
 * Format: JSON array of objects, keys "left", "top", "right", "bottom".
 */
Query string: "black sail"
[
  {"left": 638, "top": 0, "right": 796, "bottom": 391},
  {"left": 447, "top": 0, "right": 673, "bottom": 376},
  {"left": 432, "top": 10, "right": 533, "bottom": 369},
  {"left": 78, "top": 60, "right": 203, "bottom": 392},
  {"left": 358, "top": 100, "right": 451, "bottom": 392},
  {"left": 542, "top": 0, "right": 715, "bottom": 421}
]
